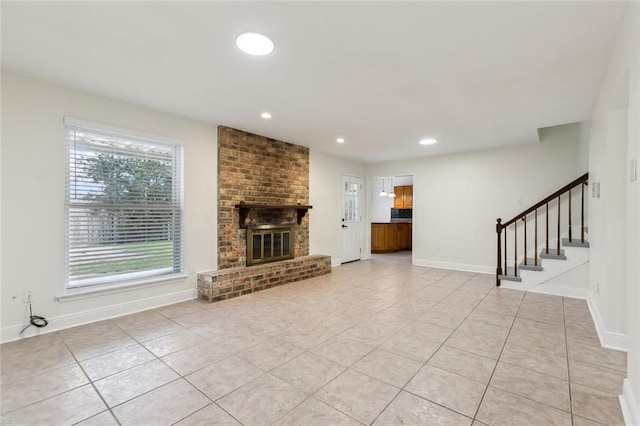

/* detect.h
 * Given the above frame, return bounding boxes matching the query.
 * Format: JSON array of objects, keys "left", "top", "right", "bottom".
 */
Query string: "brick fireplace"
[{"left": 197, "top": 126, "right": 331, "bottom": 302}]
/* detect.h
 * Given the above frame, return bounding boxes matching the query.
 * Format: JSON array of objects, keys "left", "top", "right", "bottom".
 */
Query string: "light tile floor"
[{"left": 0, "top": 253, "right": 627, "bottom": 425}]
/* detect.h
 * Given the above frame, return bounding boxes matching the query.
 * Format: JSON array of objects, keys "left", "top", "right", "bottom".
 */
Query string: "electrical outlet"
[{"left": 23, "top": 290, "right": 32, "bottom": 303}]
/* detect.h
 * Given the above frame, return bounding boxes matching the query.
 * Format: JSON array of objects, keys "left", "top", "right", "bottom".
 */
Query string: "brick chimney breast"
[{"left": 217, "top": 126, "right": 309, "bottom": 269}]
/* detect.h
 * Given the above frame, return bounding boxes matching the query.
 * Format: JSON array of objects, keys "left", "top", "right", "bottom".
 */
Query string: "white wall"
[
  {"left": 309, "top": 150, "right": 366, "bottom": 266},
  {"left": 528, "top": 262, "right": 590, "bottom": 300},
  {"left": 392, "top": 176, "right": 413, "bottom": 187},
  {"left": 1, "top": 71, "right": 218, "bottom": 342},
  {"left": 586, "top": 2, "right": 639, "bottom": 423},
  {"left": 589, "top": 108, "right": 628, "bottom": 340},
  {"left": 366, "top": 122, "right": 588, "bottom": 273},
  {"left": 0, "top": 72, "right": 365, "bottom": 342},
  {"left": 369, "top": 177, "right": 394, "bottom": 223}
]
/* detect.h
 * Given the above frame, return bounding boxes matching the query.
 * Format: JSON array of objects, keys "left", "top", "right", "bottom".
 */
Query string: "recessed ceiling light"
[
  {"left": 419, "top": 138, "right": 437, "bottom": 145},
  {"left": 235, "top": 32, "right": 274, "bottom": 56},
  {"left": 261, "top": 112, "right": 272, "bottom": 119},
  {"left": 336, "top": 137, "right": 345, "bottom": 144}
]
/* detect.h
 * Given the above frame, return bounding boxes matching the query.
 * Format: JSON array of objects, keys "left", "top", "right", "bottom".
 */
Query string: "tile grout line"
[
  {"left": 59, "top": 336, "right": 123, "bottom": 426},
  {"left": 469, "top": 287, "right": 526, "bottom": 422},
  {"left": 369, "top": 273, "right": 493, "bottom": 425},
  {"left": 7, "top": 263, "right": 616, "bottom": 425},
  {"left": 272, "top": 271, "right": 476, "bottom": 425},
  {"left": 86, "top": 317, "right": 226, "bottom": 425},
  {"left": 69, "top": 312, "right": 211, "bottom": 424},
  {"left": 472, "top": 294, "right": 596, "bottom": 421},
  {"left": 564, "top": 297, "right": 575, "bottom": 426}
]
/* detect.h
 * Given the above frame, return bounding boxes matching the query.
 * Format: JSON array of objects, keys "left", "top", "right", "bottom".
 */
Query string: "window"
[{"left": 64, "top": 118, "right": 183, "bottom": 288}]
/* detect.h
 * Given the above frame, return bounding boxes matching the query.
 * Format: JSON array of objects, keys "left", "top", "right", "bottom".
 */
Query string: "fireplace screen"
[{"left": 246, "top": 225, "right": 294, "bottom": 266}]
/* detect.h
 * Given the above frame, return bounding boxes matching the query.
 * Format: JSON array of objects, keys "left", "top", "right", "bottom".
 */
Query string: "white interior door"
[{"left": 341, "top": 175, "right": 362, "bottom": 263}]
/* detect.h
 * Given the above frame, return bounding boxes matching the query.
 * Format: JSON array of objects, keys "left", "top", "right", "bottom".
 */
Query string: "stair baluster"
[
  {"left": 495, "top": 173, "right": 588, "bottom": 286},
  {"left": 581, "top": 183, "right": 585, "bottom": 243},
  {"left": 504, "top": 230, "right": 507, "bottom": 281},
  {"left": 545, "top": 203, "right": 549, "bottom": 255},
  {"left": 514, "top": 222, "right": 518, "bottom": 277},
  {"left": 523, "top": 216, "right": 527, "bottom": 266},
  {"left": 569, "top": 188, "right": 573, "bottom": 242},
  {"left": 557, "top": 195, "right": 561, "bottom": 254},
  {"left": 534, "top": 208, "right": 538, "bottom": 266},
  {"left": 496, "top": 218, "right": 503, "bottom": 286}
]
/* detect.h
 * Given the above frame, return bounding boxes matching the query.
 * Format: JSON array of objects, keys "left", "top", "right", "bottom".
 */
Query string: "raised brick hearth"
[{"left": 197, "top": 255, "right": 331, "bottom": 302}]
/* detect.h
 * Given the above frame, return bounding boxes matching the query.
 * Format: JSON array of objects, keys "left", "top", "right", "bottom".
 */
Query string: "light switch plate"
[
  {"left": 631, "top": 159, "right": 637, "bottom": 182},
  {"left": 592, "top": 181, "right": 601, "bottom": 198}
]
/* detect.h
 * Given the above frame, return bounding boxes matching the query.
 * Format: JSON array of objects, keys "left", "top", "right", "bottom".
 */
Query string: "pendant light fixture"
[
  {"left": 379, "top": 178, "right": 388, "bottom": 197},
  {"left": 379, "top": 177, "right": 396, "bottom": 197},
  {"left": 388, "top": 176, "right": 396, "bottom": 198}
]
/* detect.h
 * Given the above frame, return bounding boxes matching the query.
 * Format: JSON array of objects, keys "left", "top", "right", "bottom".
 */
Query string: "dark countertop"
[{"left": 390, "top": 219, "right": 412, "bottom": 223}]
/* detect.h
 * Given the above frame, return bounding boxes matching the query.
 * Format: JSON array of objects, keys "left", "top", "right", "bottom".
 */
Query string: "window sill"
[{"left": 56, "top": 273, "right": 188, "bottom": 303}]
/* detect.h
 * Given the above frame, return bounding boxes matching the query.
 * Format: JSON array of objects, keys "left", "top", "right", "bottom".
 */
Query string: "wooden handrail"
[{"left": 498, "top": 173, "right": 588, "bottom": 229}]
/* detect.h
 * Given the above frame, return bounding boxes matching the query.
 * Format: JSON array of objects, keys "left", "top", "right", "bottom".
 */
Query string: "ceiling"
[{"left": 1, "top": 1, "right": 627, "bottom": 163}]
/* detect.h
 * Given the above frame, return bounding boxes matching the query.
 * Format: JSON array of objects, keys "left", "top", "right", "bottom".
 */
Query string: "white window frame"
[{"left": 64, "top": 117, "right": 184, "bottom": 289}]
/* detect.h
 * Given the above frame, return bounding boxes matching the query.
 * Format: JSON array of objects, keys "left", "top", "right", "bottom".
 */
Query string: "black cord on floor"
[{"left": 19, "top": 296, "right": 48, "bottom": 334}]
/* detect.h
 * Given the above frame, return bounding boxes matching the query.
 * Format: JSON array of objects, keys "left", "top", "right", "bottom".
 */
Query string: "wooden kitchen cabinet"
[
  {"left": 371, "top": 223, "right": 412, "bottom": 253},
  {"left": 398, "top": 224, "right": 412, "bottom": 250},
  {"left": 393, "top": 185, "right": 413, "bottom": 209},
  {"left": 371, "top": 223, "right": 388, "bottom": 252}
]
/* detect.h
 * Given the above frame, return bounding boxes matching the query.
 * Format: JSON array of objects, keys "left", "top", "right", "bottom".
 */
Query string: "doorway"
[
  {"left": 370, "top": 175, "right": 414, "bottom": 261},
  {"left": 340, "top": 175, "right": 363, "bottom": 263}
]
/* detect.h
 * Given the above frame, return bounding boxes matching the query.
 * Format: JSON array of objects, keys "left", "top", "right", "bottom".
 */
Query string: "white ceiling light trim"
[
  {"left": 235, "top": 32, "right": 274, "bottom": 56},
  {"left": 261, "top": 112, "right": 272, "bottom": 119},
  {"left": 419, "top": 138, "right": 437, "bottom": 145},
  {"left": 336, "top": 137, "right": 345, "bottom": 144}
]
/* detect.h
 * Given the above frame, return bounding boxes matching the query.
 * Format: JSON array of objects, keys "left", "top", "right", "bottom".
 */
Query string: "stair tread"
[
  {"left": 540, "top": 248, "right": 567, "bottom": 260},
  {"left": 499, "top": 266, "right": 522, "bottom": 282},
  {"left": 499, "top": 275, "right": 522, "bottom": 282},
  {"left": 519, "top": 258, "right": 543, "bottom": 271},
  {"left": 562, "top": 238, "right": 590, "bottom": 248}
]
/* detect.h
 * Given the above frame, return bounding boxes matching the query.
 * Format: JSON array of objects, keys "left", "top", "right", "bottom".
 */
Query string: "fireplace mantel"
[{"left": 234, "top": 202, "right": 313, "bottom": 228}]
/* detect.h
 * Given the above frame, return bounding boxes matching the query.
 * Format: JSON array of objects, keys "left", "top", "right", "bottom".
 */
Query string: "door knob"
[{"left": 342, "top": 224, "right": 348, "bottom": 229}]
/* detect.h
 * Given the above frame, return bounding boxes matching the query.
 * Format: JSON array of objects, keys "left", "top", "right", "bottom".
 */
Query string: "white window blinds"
[{"left": 64, "top": 118, "right": 184, "bottom": 288}]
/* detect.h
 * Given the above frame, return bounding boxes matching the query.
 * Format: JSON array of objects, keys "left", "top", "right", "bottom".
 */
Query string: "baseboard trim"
[
  {"left": 331, "top": 258, "right": 342, "bottom": 267},
  {"left": 587, "top": 294, "right": 629, "bottom": 352},
  {"left": 526, "top": 285, "right": 588, "bottom": 300},
  {"left": 1, "top": 288, "right": 197, "bottom": 344},
  {"left": 620, "top": 379, "right": 639, "bottom": 426},
  {"left": 499, "top": 281, "right": 589, "bottom": 300},
  {"left": 413, "top": 258, "right": 494, "bottom": 274}
]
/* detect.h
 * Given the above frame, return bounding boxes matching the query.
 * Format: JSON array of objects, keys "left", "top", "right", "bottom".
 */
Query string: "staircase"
[{"left": 496, "top": 173, "right": 589, "bottom": 290}]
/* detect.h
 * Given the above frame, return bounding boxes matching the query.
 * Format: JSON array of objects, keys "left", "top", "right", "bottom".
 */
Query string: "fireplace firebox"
[{"left": 246, "top": 224, "right": 294, "bottom": 266}]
